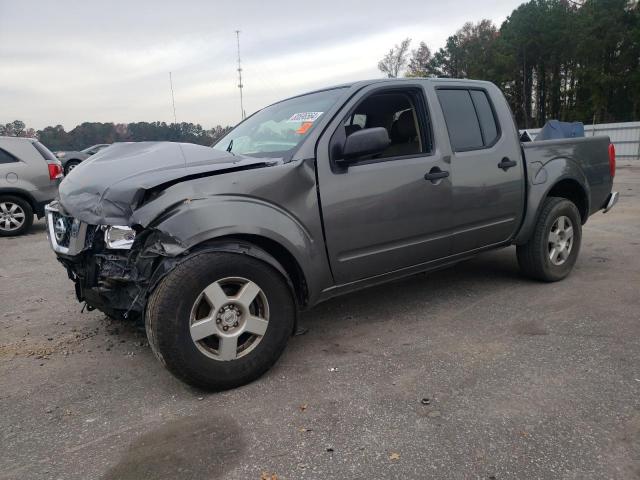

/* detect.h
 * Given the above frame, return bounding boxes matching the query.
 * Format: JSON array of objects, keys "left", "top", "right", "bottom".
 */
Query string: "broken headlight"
[{"left": 105, "top": 226, "right": 136, "bottom": 250}]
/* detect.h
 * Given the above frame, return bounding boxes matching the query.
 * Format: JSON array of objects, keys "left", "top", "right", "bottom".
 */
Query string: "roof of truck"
[{"left": 292, "top": 77, "right": 495, "bottom": 98}]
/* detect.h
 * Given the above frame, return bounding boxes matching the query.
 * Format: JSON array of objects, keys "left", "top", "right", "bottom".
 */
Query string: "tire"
[
  {"left": 146, "top": 251, "right": 296, "bottom": 390},
  {"left": 64, "top": 160, "right": 81, "bottom": 175},
  {"left": 517, "top": 196, "right": 582, "bottom": 282},
  {"left": 0, "top": 195, "right": 33, "bottom": 237}
]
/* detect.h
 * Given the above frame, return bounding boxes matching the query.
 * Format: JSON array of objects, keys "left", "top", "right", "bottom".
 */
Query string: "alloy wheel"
[
  {"left": 0, "top": 202, "right": 26, "bottom": 232},
  {"left": 189, "top": 277, "right": 270, "bottom": 361},
  {"left": 548, "top": 215, "right": 574, "bottom": 266}
]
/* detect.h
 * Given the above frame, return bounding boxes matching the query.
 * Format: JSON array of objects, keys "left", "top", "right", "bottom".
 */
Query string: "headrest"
[{"left": 391, "top": 110, "right": 417, "bottom": 142}]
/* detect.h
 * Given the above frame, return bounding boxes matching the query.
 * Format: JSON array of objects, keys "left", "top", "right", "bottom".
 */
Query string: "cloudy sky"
[{"left": 0, "top": 0, "right": 523, "bottom": 130}]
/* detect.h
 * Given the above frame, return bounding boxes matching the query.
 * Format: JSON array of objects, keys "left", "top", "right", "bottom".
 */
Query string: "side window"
[
  {"left": 343, "top": 114, "right": 367, "bottom": 137},
  {"left": 352, "top": 114, "right": 367, "bottom": 128},
  {"left": 437, "top": 89, "right": 483, "bottom": 151},
  {"left": 0, "top": 148, "right": 19, "bottom": 164},
  {"left": 437, "top": 88, "right": 500, "bottom": 151},
  {"left": 335, "top": 89, "right": 430, "bottom": 161},
  {"left": 470, "top": 90, "right": 499, "bottom": 146}
]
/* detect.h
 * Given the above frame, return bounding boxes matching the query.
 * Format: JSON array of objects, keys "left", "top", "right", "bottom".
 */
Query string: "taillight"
[
  {"left": 608, "top": 143, "right": 616, "bottom": 178},
  {"left": 48, "top": 162, "right": 63, "bottom": 180}
]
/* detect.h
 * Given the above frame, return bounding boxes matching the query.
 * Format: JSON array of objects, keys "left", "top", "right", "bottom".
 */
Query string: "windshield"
[
  {"left": 213, "top": 88, "right": 346, "bottom": 159},
  {"left": 81, "top": 145, "right": 102, "bottom": 154}
]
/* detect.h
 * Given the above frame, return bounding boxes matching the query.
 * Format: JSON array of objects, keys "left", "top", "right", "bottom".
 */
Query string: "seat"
[{"left": 385, "top": 110, "right": 420, "bottom": 157}]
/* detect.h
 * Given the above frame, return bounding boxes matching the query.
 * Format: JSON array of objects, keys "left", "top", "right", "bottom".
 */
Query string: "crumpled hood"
[{"left": 58, "top": 141, "right": 275, "bottom": 225}]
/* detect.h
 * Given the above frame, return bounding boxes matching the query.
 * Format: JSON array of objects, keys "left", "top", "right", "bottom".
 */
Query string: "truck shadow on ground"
[
  {"left": 101, "top": 415, "right": 243, "bottom": 480},
  {"left": 299, "top": 247, "right": 524, "bottom": 331}
]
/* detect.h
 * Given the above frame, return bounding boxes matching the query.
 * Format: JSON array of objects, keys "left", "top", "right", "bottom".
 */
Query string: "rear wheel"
[
  {"left": 517, "top": 197, "right": 582, "bottom": 282},
  {"left": 0, "top": 195, "right": 33, "bottom": 237},
  {"left": 64, "top": 160, "right": 81, "bottom": 175},
  {"left": 146, "top": 251, "right": 295, "bottom": 390}
]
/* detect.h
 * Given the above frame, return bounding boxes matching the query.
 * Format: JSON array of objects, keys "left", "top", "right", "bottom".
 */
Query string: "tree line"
[
  {"left": 378, "top": 0, "right": 640, "bottom": 128},
  {"left": 0, "top": 120, "right": 232, "bottom": 151}
]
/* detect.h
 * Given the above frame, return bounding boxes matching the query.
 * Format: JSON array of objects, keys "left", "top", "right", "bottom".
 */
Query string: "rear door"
[
  {"left": 315, "top": 82, "right": 453, "bottom": 284},
  {"left": 435, "top": 85, "right": 524, "bottom": 254}
]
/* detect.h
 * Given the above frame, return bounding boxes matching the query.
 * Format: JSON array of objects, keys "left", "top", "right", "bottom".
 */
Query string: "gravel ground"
[{"left": 1, "top": 165, "right": 639, "bottom": 480}]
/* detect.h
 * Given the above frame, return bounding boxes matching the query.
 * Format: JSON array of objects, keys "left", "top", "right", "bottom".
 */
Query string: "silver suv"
[{"left": 0, "top": 136, "right": 63, "bottom": 236}]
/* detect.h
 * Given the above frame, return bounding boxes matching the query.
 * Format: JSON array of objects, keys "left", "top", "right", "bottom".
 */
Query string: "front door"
[{"left": 316, "top": 83, "right": 452, "bottom": 284}]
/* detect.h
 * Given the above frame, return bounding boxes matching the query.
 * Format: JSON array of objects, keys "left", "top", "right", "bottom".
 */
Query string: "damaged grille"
[
  {"left": 45, "top": 203, "right": 90, "bottom": 255},
  {"left": 51, "top": 210, "right": 72, "bottom": 248}
]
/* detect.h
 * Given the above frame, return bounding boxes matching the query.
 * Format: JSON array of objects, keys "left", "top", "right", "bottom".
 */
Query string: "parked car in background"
[
  {"left": 46, "top": 78, "right": 617, "bottom": 390},
  {"left": 55, "top": 144, "right": 111, "bottom": 174},
  {"left": 0, "top": 137, "right": 63, "bottom": 236}
]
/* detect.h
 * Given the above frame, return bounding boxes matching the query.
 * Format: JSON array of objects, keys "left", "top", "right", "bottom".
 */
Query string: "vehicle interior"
[{"left": 342, "top": 91, "right": 427, "bottom": 159}]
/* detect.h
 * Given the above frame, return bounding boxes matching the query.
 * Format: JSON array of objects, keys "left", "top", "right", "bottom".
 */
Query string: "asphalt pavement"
[{"left": 1, "top": 165, "right": 639, "bottom": 480}]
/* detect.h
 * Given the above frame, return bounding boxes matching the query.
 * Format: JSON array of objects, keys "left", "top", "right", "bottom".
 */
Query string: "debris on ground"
[{"left": 389, "top": 452, "right": 401, "bottom": 461}]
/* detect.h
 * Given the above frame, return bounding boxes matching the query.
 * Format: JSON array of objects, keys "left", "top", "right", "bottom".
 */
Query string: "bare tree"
[
  {"left": 378, "top": 38, "right": 412, "bottom": 78},
  {"left": 406, "top": 42, "right": 433, "bottom": 77}
]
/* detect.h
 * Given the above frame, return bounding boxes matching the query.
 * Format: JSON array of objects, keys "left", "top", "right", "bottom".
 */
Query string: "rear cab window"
[{"left": 436, "top": 88, "right": 500, "bottom": 152}]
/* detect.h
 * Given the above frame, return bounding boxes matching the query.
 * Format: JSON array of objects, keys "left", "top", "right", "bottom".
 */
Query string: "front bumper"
[
  {"left": 603, "top": 191, "right": 619, "bottom": 214},
  {"left": 45, "top": 202, "right": 142, "bottom": 317}
]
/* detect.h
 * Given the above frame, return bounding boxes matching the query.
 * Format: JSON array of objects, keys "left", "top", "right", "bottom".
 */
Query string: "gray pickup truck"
[{"left": 46, "top": 78, "right": 618, "bottom": 390}]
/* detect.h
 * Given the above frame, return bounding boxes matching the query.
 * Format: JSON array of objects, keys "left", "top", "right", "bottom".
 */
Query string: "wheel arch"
[
  {"left": 190, "top": 235, "right": 309, "bottom": 309},
  {"left": 515, "top": 158, "right": 590, "bottom": 245},
  {"left": 0, "top": 188, "right": 37, "bottom": 213},
  {"left": 546, "top": 178, "right": 589, "bottom": 222}
]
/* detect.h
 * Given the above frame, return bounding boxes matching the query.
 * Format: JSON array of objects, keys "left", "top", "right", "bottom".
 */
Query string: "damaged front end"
[
  {"left": 46, "top": 201, "right": 186, "bottom": 320},
  {"left": 45, "top": 142, "right": 281, "bottom": 320}
]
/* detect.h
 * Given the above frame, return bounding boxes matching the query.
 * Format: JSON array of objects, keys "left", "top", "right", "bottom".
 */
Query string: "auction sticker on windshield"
[{"left": 288, "top": 112, "right": 323, "bottom": 123}]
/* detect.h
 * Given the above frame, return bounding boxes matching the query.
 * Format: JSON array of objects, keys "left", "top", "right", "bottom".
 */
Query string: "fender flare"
[{"left": 515, "top": 158, "right": 590, "bottom": 245}]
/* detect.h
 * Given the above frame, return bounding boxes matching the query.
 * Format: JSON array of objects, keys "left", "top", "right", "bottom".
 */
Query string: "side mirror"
[{"left": 340, "top": 127, "right": 390, "bottom": 164}]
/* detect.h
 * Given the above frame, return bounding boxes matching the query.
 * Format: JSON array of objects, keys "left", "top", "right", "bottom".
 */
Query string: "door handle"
[
  {"left": 498, "top": 157, "right": 517, "bottom": 171},
  {"left": 424, "top": 167, "right": 450, "bottom": 182}
]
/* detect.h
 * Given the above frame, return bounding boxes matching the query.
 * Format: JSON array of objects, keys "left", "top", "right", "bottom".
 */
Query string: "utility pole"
[
  {"left": 169, "top": 71, "right": 177, "bottom": 124},
  {"left": 235, "top": 30, "right": 246, "bottom": 120}
]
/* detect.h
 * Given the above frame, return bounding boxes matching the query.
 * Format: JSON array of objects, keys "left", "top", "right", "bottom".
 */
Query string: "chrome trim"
[
  {"left": 603, "top": 191, "right": 618, "bottom": 214},
  {"left": 45, "top": 203, "right": 89, "bottom": 255}
]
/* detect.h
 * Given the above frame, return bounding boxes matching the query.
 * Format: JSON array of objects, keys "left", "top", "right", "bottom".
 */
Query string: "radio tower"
[{"left": 235, "top": 30, "right": 246, "bottom": 120}]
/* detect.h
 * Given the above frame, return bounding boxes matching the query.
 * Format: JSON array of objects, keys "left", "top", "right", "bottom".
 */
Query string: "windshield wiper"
[{"left": 226, "top": 139, "right": 235, "bottom": 155}]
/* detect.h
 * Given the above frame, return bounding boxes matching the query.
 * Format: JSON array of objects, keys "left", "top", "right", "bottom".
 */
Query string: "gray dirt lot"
[{"left": 1, "top": 166, "right": 639, "bottom": 480}]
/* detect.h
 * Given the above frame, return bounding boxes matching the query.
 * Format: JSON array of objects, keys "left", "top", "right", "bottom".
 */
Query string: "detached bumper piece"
[{"left": 603, "top": 191, "right": 619, "bottom": 214}]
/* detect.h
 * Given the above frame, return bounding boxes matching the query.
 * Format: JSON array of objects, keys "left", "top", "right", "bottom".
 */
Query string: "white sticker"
[{"left": 287, "top": 112, "right": 323, "bottom": 123}]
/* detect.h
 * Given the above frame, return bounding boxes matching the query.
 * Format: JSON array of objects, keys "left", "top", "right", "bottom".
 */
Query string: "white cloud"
[{"left": 0, "top": 0, "right": 523, "bottom": 130}]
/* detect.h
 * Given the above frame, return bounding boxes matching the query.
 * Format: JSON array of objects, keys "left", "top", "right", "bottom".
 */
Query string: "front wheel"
[
  {"left": 146, "top": 251, "right": 295, "bottom": 390},
  {"left": 517, "top": 197, "right": 582, "bottom": 282}
]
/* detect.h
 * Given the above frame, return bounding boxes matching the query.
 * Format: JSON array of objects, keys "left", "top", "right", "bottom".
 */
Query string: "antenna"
[
  {"left": 235, "top": 30, "right": 246, "bottom": 120},
  {"left": 169, "top": 71, "right": 178, "bottom": 124}
]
